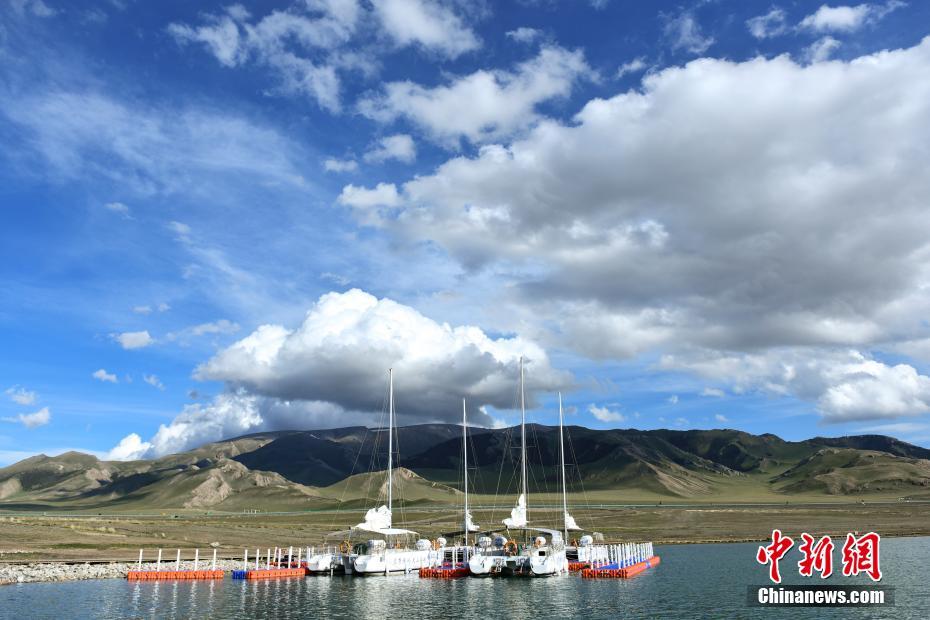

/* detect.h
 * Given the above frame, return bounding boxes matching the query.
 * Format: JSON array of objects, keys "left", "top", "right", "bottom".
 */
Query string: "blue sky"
[{"left": 3, "top": 0, "right": 930, "bottom": 464}]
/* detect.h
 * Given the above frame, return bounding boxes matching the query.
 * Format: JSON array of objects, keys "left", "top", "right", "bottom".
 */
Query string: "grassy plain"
[{"left": 2, "top": 496, "right": 928, "bottom": 563}]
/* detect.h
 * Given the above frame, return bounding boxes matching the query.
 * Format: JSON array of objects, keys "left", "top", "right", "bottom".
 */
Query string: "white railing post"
[
  {"left": 138, "top": 549, "right": 143, "bottom": 571},
  {"left": 156, "top": 548, "right": 162, "bottom": 572}
]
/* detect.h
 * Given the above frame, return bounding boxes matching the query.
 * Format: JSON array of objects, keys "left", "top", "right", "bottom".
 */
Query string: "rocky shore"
[{"left": 0, "top": 559, "right": 244, "bottom": 585}]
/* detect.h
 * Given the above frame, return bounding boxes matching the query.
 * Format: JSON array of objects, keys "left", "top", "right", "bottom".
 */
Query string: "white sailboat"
[
  {"left": 308, "top": 369, "right": 441, "bottom": 576},
  {"left": 351, "top": 368, "right": 442, "bottom": 575},
  {"left": 468, "top": 357, "right": 568, "bottom": 577}
]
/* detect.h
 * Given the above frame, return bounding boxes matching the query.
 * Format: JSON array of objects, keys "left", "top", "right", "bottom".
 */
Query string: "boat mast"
[
  {"left": 462, "top": 398, "right": 468, "bottom": 547},
  {"left": 520, "top": 356, "right": 527, "bottom": 524},
  {"left": 388, "top": 367, "right": 393, "bottom": 516},
  {"left": 559, "top": 392, "right": 568, "bottom": 544}
]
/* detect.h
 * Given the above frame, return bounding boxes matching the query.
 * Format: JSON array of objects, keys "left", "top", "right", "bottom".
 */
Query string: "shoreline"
[{"left": 5, "top": 533, "right": 930, "bottom": 586}]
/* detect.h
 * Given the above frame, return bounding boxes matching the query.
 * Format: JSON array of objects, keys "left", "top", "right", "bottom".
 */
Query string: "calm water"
[{"left": 2, "top": 538, "right": 928, "bottom": 619}]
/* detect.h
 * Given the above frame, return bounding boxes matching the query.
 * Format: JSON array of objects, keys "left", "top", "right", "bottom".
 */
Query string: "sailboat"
[
  {"left": 468, "top": 357, "right": 568, "bottom": 577},
  {"left": 350, "top": 368, "right": 443, "bottom": 575},
  {"left": 308, "top": 369, "right": 440, "bottom": 576}
]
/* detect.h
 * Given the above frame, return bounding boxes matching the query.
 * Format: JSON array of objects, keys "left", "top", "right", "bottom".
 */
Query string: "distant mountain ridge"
[{"left": 1, "top": 425, "right": 928, "bottom": 511}]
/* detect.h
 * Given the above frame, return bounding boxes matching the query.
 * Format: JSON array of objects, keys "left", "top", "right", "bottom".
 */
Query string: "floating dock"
[
  {"left": 232, "top": 568, "right": 308, "bottom": 580},
  {"left": 128, "top": 569, "right": 224, "bottom": 581},
  {"left": 580, "top": 556, "right": 661, "bottom": 579},
  {"left": 419, "top": 565, "right": 470, "bottom": 579}
]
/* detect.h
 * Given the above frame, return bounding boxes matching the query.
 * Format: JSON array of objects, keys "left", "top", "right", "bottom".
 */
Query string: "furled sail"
[
  {"left": 564, "top": 511, "right": 581, "bottom": 531},
  {"left": 503, "top": 493, "right": 527, "bottom": 528},
  {"left": 465, "top": 510, "right": 480, "bottom": 532},
  {"left": 356, "top": 505, "right": 391, "bottom": 531}
]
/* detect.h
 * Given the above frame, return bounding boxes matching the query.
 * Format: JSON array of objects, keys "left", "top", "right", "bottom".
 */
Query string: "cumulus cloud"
[
  {"left": 588, "top": 404, "right": 625, "bottom": 423},
  {"left": 746, "top": 8, "right": 788, "bottom": 39},
  {"left": 323, "top": 157, "right": 358, "bottom": 172},
  {"left": 663, "top": 11, "right": 714, "bottom": 55},
  {"left": 92, "top": 368, "right": 118, "bottom": 383},
  {"left": 616, "top": 57, "right": 647, "bottom": 77},
  {"left": 358, "top": 46, "right": 592, "bottom": 146},
  {"left": 701, "top": 388, "right": 725, "bottom": 398},
  {"left": 2, "top": 407, "right": 51, "bottom": 429},
  {"left": 338, "top": 183, "right": 401, "bottom": 224},
  {"left": 112, "top": 330, "right": 154, "bottom": 349},
  {"left": 109, "top": 289, "right": 569, "bottom": 459},
  {"left": 363, "top": 134, "right": 416, "bottom": 164},
  {"left": 5, "top": 386, "right": 37, "bottom": 406},
  {"left": 805, "top": 35, "right": 841, "bottom": 62},
  {"left": 662, "top": 349, "right": 930, "bottom": 423},
  {"left": 667, "top": 395, "right": 678, "bottom": 405},
  {"left": 506, "top": 27, "right": 541, "bottom": 44},
  {"left": 346, "top": 37, "right": 930, "bottom": 423},
  {"left": 196, "top": 289, "right": 568, "bottom": 420},
  {"left": 714, "top": 413, "right": 728, "bottom": 423},
  {"left": 372, "top": 0, "right": 480, "bottom": 58},
  {"left": 799, "top": 2, "right": 903, "bottom": 33}
]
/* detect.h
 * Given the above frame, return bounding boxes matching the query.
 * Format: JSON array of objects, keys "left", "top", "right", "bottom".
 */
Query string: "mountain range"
[{"left": 1, "top": 425, "right": 929, "bottom": 512}]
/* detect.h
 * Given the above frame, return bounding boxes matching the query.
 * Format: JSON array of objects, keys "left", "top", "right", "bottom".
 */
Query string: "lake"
[{"left": 2, "top": 537, "right": 927, "bottom": 619}]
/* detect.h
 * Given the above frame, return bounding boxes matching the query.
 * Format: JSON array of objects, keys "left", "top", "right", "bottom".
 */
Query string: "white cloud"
[
  {"left": 616, "top": 57, "right": 647, "bottom": 78},
  {"left": 167, "top": 221, "right": 191, "bottom": 241},
  {"left": 3, "top": 91, "right": 308, "bottom": 196},
  {"left": 701, "top": 387, "right": 725, "bottom": 398},
  {"left": 663, "top": 349, "right": 930, "bottom": 423},
  {"left": 196, "top": 288, "right": 569, "bottom": 422},
  {"left": 2, "top": 407, "right": 51, "bottom": 429},
  {"left": 143, "top": 374, "right": 165, "bottom": 391},
  {"left": 107, "top": 432, "right": 150, "bottom": 460},
  {"left": 506, "top": 27, "right": 541, "bottom": 44},
  {"left": 358, "top": 46, "right": 592, "bottom": 146},
  {"left": 323, "top": 157, "right": 358, "bottom": 172},
  {"left": 104, "top": 201, "right": 131, "bottom": 217},
  {"left": 818, "top": 354, "right": 930, "bottom": 421},
  {"left": 110, "top": 287, "right": 570, "bottom": 459},
  {"left": 158, "top": 303, "right": 170, "bottom": 312},
  {"left": 714, "top": 413, "right": 728, "bottom": 423},
  {"left": 166, "top": 320, "right": 240, "bottom": 344},
  {"left": 338, "top": 183, "right": 401, "bottom": 223},
  {"left": 168, "top": 3, "right": 356, "bottom": 111},
  {"left": 372, "top": 0, "right": 480, "bottom": 58},
  {"left": 10, "top": 0, "right": 56, "bottom": 18},
  {"left": 667, "top": 395, "right": 679, "bottom": 405},
  {"left": 363, "top": 133, "right": 416, "bottom": 164},
  {"left": 746, "top": 8, "right": 788, "bottom": 39},
  {"left": 588, "top": 404, "right": 625, "bottom": 423},
  {"left": 799, "top": 2, "right": 903, "bottom": 33},
  {"left": 350, "top": 37, "right": 930, "bottom": 423},
  {"left": 664, "top": 11, "right": 714, "bottom": 55},
  {"left": 5, "top": 386, "right": 37, "bottom": 406},
  {"left": 132, "top": 305, "right": 152, "bottom": 315},
  {"left": 112, "top": 330, "right": 154, "bottom": 350},
  {"left": 805, "top": 35, "right": 841, "bottom": 63},
  {"left": 92, "top": 368, "right": 118, "bottom": 383}
]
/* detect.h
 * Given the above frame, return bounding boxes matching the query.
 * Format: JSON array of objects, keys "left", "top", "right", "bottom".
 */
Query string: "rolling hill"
[{"left": 1, "top": 425, "right": 928, "bottom": 511}]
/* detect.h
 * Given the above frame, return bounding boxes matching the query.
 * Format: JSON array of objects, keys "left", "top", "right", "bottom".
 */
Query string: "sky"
[{"left": 3, "top": 0, "right": 930, "bottom": 465}]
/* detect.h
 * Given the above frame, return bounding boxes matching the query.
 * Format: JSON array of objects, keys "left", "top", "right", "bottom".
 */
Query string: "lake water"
[{"left": 2, "top": 538, "right": 927, "bottom": 619}]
